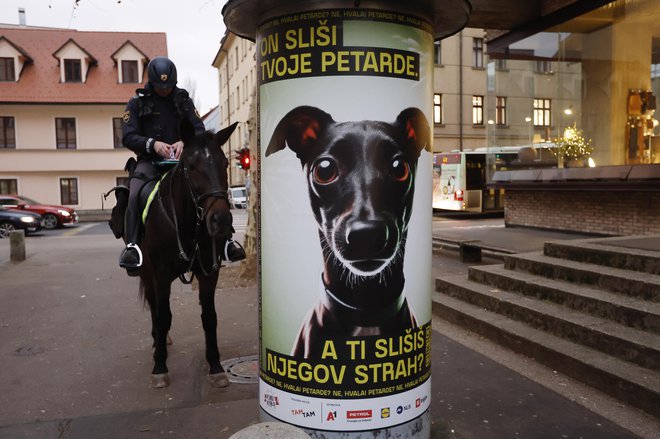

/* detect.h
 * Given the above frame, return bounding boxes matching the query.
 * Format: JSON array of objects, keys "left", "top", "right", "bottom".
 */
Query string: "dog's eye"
[
  {"left": 391, "top": 159, "right": 410, "bottom": 182},
  {"left": 313, "top": 159, "right": 338, "bottom": 184}
]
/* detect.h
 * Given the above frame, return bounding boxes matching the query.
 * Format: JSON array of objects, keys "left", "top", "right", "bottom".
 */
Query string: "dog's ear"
[
  {"left": 266, "top": 106, "right": 334, "bottom": 162},
  {"left": 394, "top": 107, "right": 431, "bottom": 156},
  {"left": 214, "top": 121, "right": 238, "bottom": 147}
]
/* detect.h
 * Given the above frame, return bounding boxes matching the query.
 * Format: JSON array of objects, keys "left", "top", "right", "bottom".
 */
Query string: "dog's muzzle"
[{"left": 333, "top": 218, "right": 399, "bottom": 276}]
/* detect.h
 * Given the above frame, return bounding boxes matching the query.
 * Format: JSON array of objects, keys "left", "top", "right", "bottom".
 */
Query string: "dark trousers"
[{"left": 125, "top": 160, "right": 159, "bottom": 245}]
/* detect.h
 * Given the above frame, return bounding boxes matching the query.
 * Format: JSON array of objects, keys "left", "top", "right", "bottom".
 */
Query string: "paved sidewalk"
[{"left": 0, "top": 229, "right": 652, "bottom": 438}]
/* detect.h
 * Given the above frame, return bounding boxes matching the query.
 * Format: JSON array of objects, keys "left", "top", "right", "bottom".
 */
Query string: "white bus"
[{"left": 432, "top": 145, "right": 557, "bottom": 212}]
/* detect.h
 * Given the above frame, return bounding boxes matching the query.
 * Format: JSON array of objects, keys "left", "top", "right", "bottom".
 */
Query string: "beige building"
[
  {"left": 212, "top": 32, "right": 256, "bottom": 188},
  {"left": 213, "top": 27, "right": 494, "bottom": 156},
  {"left": 0, "top": 24, "right": 166, "bottom": 211}
]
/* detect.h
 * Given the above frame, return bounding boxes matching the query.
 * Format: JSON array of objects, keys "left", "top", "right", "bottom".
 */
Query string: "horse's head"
[{"left": 179, "top": 119, "right": 238, "bottom": 239}]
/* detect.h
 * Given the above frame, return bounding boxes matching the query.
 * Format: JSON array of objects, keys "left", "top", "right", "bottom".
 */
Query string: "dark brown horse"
[{"left": 138, "top": 119, "right": 237, "bottom": 388}]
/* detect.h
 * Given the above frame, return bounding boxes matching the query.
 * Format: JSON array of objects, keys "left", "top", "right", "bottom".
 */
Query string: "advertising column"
[
  {"left": 258, "top": 9, "right": 433, "bottom": 432},
  {"left": 223, "top": 0, "right": 471, "bottom": 435}
]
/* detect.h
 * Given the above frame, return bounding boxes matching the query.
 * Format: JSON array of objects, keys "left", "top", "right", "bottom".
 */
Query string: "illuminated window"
[
  {"left": 496, "top": 97, "right": 507, "bottom": 126},
  {"left": 533, "top": 98, "right": 551, "bottom": 127},
  {"left": 472, "top": 95, "right": 484, "bottom": 125},
  {"left": 433, "top": 94, "right": 443, "bottom": 124}
]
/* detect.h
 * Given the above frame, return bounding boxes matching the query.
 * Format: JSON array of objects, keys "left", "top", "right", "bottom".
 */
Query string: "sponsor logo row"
[{"left": 264, "top": 389, "right": 429, "bottom": 423}]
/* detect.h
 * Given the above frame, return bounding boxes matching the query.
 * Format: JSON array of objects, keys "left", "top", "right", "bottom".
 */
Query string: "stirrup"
[
  {"left": 124, "top": 243, "right": 143, "bottom": 268},
  {"left": 223, "top": 239, "right": 245, "bottom": 262}
]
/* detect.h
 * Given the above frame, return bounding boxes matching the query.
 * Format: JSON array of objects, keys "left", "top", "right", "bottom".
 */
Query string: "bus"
[{"left": 432, "top": 145, "right": 557, "bottom": 212}]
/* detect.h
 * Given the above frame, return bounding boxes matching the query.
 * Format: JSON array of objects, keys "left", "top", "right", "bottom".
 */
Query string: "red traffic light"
[{"left": 236, "top": 148, "right": 250, "bottom": 170}]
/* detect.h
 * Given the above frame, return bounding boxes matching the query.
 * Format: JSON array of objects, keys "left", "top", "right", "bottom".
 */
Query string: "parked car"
[
  {"left": 0, "top": 206, "right": 43, "bottom": 238},
  {"left": 0, "top": 195, "right": 78, "bottom": 230},
  {"left": 228, "top": 186, "right": 247, "bottom": 209}
]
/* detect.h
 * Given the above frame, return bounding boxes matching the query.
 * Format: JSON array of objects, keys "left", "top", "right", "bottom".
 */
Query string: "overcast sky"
[{"left": 1, "top": 0, "right": 229, "bottom": 115}]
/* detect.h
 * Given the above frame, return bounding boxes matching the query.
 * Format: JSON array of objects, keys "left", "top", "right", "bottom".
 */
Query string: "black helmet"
[{"left": 147, "top": 56, "right": 177, "bottom": 89}]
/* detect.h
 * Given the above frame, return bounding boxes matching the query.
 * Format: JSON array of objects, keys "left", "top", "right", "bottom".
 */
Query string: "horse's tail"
[{"left": 138, "top": 278, "right": 148, "bottom": 309}]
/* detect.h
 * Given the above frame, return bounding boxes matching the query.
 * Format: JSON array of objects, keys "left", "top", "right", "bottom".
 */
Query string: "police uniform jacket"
[{"left": 122, "top": 84, "right": 205, "bottom": 161}]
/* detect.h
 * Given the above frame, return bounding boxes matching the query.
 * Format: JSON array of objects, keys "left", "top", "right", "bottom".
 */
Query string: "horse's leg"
[
  {"left": 149, "top": 277, "right": 173, "bottom": 388},
  {"left": 198, "top": 271, "right": 229, "bottom": 388}
]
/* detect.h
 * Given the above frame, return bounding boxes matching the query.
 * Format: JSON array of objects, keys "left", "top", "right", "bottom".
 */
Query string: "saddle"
[{"left": 105, "top": 158, "right": 177, "bottom": 240}]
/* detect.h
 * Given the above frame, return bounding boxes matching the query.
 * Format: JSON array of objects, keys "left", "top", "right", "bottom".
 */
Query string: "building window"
[
  {"left": 495, "top": 58, "right": 507, "bottom": 71},
  {"left": 535, "top": 59, "right": 553, "bottom": 73},
  {"left": 0, "top": 57, "right": 15, "bottom": 81},
  {"left": 121, "top": 60, "right": 139, "bottom": 83},
  {"left": 116, "top": 176, "right": 130, "bottom": 187},
  {"left": 56, "top": 118, "right": 77, "bottom": 149},
  {"left": 434, "top": 41, "right": 442, "bottom": 65},
  {"left": 496, "top": 97, "right": 507, "bottom": 125},
  {"left": 533, "top": 98, "right": 551, "bottom": 127},
  {"left": 235, "top": 47, "right": 239, "bottom": 70},
  {"left": 473, "top": 38, "right": 484, "bottom": 68},
  {"left": 112, "top": 118, "right": 123, "bottom": 148},
  {"left": 64, "top": 59, "right": 82, "bottom": 83},
  {"left": 60, "top": 178, "right": 78, "bottom": 205},
  {"left": 433, "top": 94, "right": 443, "bottom": 124},
  {"left": 1, "top": 116, "right": 16, "bottom": 148},
  {"left": 0, "top": 179, "right": 18, "bottom": 195},
  {"left": 472, "top": 95, "right": 484, "bottom": 125}
]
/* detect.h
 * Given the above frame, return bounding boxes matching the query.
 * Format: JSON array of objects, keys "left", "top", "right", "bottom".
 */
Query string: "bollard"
[
  {"left": 10, "top": 229, "right": 26, "bottom": 262},
  {"left": 223, "top": 1, "right": 470, "bottom": 436}
]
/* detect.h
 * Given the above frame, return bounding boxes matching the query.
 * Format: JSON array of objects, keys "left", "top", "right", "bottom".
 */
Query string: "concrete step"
[
  {"left": 432, "top": 291, "right": 660, "bottom": 418},
  {"left": 468, "top": 264, "right": 660, "bottom": 334},
  {"left": 436, "top": 275, "right": 660, "bottom": 371},
  {"left": 504, "top": 252, "right": 660, "bottom": 302},
  {"left": 544, "top": 239, "right": 660, "bottom": 275}
]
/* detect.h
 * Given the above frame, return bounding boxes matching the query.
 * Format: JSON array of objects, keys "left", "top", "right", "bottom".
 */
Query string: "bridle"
[{"left": 158, "top": 157, "right": 230, "bottom": 283}]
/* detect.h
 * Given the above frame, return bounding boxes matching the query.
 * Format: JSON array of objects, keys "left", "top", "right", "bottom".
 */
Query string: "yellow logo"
[
  {"left": 160, "top": 74, "right": 168, "bottom": 82},
  {"left": 381, "top": 408, "right": 390, "bottom": 418},
  {"left": 122, "top": 111, "right": 130, "bottom": 123}
]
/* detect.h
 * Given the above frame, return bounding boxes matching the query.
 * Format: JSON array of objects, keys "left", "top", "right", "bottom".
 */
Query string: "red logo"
[
  {"left": 416, "top": 398, "right": 421, "bottom": 408},
  {"left": 347, "top": 410, "right": 372, "bottom": 419},
  {"left": 326, "top": 411, "right": 337, "bottom": 421}
]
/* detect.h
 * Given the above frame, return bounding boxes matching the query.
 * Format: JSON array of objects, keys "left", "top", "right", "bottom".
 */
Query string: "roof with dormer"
[{"left": 0, "top": 25, "right": 167, "bottom": 104}]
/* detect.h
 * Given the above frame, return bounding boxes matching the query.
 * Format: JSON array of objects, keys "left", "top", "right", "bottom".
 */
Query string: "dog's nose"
[{"left": 345, "top": 220, "right": 389, "bottom": 257}]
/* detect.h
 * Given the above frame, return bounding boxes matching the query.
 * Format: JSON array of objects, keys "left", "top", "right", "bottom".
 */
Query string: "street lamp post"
[{"left": 525, "top": 116, "right": 532, "bottom": 146}]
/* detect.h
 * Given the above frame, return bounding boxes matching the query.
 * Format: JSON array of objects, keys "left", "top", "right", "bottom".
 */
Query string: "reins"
[{"left": 157, "top": 159, "right": 229, "bottom": 284}]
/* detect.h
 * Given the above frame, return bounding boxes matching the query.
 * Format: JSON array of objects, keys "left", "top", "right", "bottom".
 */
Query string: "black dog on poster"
[{"left": 266, "top": 106, "right": 430, "bottom": 358}]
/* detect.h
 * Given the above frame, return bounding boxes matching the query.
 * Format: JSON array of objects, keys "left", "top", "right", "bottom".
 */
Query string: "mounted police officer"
[{"left": 119, "top": 56, "right": 245, "bottom": 271}]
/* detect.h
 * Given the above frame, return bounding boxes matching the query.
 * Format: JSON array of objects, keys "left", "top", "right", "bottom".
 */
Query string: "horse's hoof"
[
  {"left": 151, "top": 373, "right": 170, "bottom": 388},
  {"left": 209, "top": 372, "right": 229, "bottom": 388}
]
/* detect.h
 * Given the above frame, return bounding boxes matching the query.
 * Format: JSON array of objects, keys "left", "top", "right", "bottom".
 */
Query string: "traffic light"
[
  {"left": 241, "top": 148, "right": 250, "bottom": 170},
  {"left": 235, "top": 148, "right": 250, "bottom": 170}
]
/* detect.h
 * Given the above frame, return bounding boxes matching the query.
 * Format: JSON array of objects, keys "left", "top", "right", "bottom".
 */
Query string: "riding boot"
[
  {"left": 119, "top": 204, "right": 143, "bottom": 271},
  {"left": 222, "top": 239, "right": 246, "bottom": 262}
]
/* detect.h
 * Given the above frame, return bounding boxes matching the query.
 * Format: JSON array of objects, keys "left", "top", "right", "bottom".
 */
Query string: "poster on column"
[{"left": 258, "top": 8, "right": 434, "bottom": 431}]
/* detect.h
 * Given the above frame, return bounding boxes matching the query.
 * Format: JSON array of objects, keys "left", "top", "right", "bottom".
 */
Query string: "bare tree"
[
  {"left": 181, "top": 77, "right": 201, "bottom": 112},
  {"left": 239, "top": 87, "right": 258, "bottom": 280}
]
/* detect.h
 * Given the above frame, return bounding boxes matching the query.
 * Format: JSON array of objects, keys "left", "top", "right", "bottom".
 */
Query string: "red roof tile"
[{"left": 0, "top": 26, "right": 167, "bottom": 104}]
